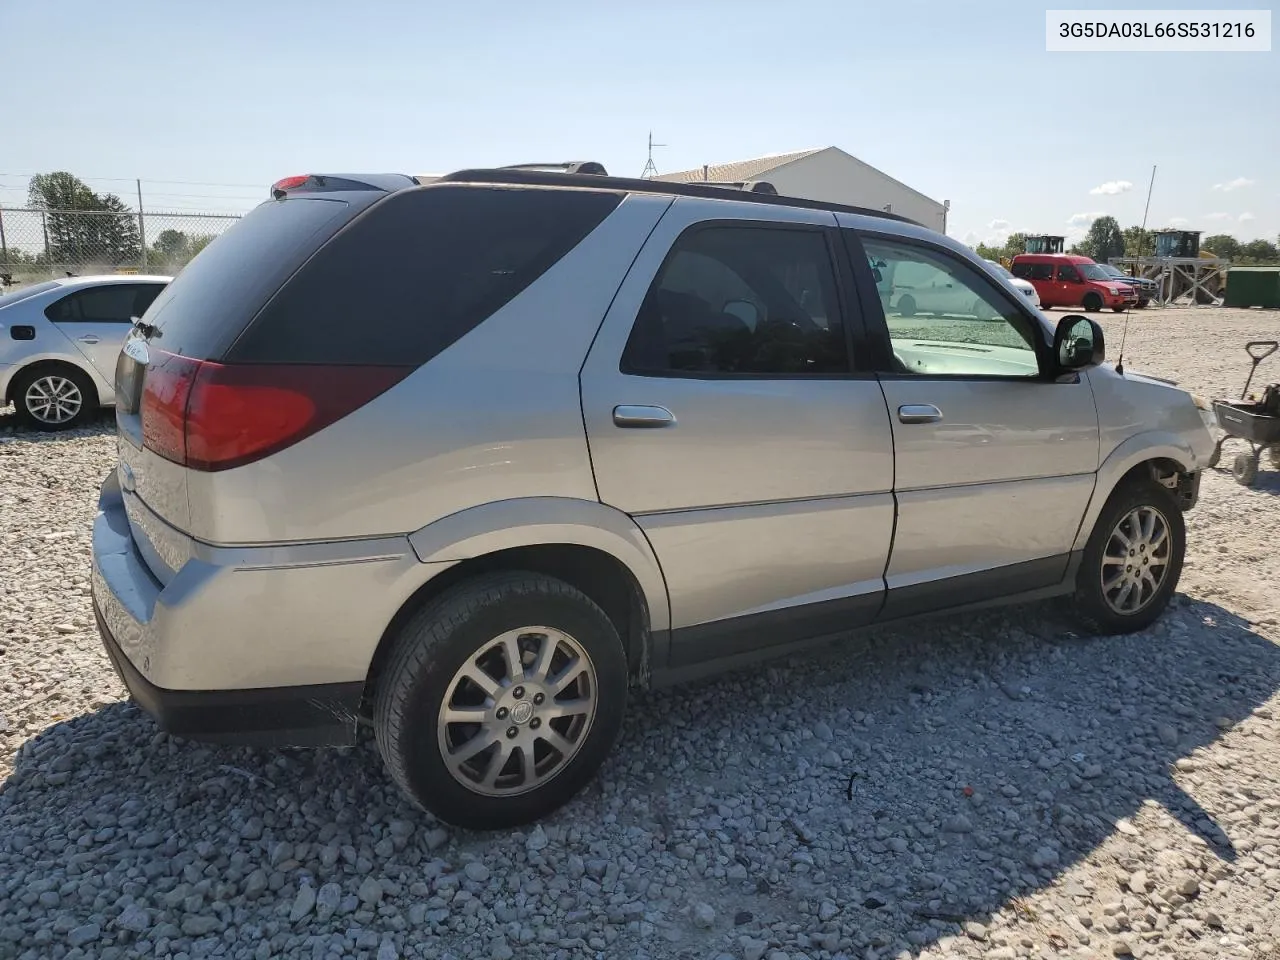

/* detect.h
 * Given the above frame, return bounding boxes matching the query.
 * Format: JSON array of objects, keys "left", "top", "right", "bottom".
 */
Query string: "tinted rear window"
[
  {"left": 225, "top": 184, "right": 623, "bottom": 365},
  {"left": 140, "top": 198, "right": 354, "bottom": 359}
]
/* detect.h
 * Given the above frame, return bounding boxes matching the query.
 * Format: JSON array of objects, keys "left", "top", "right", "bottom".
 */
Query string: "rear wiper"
[{"left": 131, "top": 316, "right": 161, "bottom": 339}]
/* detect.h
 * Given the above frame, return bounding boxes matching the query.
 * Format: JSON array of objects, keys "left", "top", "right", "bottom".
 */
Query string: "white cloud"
[
  {"left": 962, "top": 231, "right": 981, "bottom": 246},
  {"left": 1204, "top": 212, "right": 1232, "bottom": 221},
  {"left": 1166, "top": 217, "right": 1189, "bottom": 226},
  {"left": 1239, "top": 212, "right": 1256, "bottom": 223},
  {"left": 1090, "top": 180, "right": 1133, "bottom": 196},
  {"left": 1212, "top": 177, "right": 1255, "bottom": 192},
  {"left": 987, "top": 218, "right": 1010, "bottom": 230},
  {"left": 1067, "top": 211, "right": 1106, "bottom": 227}
]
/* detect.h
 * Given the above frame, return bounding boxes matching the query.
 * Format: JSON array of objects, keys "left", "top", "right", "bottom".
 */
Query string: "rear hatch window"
[{"left": 112, "top": 182, "right": 622, "bottom": 543}]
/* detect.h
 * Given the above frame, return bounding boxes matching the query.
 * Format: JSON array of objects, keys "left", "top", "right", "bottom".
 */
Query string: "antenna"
[
  {"left": 1116, "top": 164, "right": 1156, "bottom": 376},
  {"left": 640, "top": 131, "right": 666, "bottom": 179}
]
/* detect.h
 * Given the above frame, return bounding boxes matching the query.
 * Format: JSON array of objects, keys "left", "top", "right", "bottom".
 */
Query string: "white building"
[{"left": 654, "top": 147, "right": 949, "bottom": 234}]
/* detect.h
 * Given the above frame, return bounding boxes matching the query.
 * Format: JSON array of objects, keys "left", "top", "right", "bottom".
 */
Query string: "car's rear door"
[
  {"left": 45, "top": 282, "right": 166, "bottom": 387},
  {"left": 580, "top": 197, "right": 896, "bottom": 671},
  {"left": 839, "top": 220, "right": 1100, "bottom": 618}
]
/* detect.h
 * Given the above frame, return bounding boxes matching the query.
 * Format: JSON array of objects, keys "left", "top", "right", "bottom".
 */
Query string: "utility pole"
[{"left": 137, "top": 179, "right": 148, "bottom": 270}]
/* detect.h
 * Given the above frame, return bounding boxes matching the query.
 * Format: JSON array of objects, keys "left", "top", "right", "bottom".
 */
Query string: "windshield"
[
  {"left": 1079, "top": 264, "right": 1114, "bottom": 281},
  {"left": 986, "top": 260, "right": 1015, "bottom": 280}
]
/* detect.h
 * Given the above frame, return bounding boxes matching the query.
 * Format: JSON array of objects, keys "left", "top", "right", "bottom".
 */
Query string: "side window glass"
[
  {"left": 861, "top": 238, "right": 1040, "bottom": 378},
  {"left": 1029, "top": 263, "right": 1055, "bottom": 282},
  {"left": 134, "top": 284, "right": 166, "bottom": 318},
  {"left": 1011, "top": 262, "right": 1033, "bottom": 280},
  {"left": 621, "top": 226, "right": 850, "bottom": 375},
  {"left": 1058, "top": 264, "right": 1081, "bottom": 282},
  {"left": 45, "top": 285, "right": 142, "bottom": 323}
]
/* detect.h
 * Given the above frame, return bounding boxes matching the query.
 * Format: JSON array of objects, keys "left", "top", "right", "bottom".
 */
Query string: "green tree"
[
  {"left": 151, "top": 228, "right": 190, "bottom": 263},
  {"left": 1123, "top": 225, "right": 1154, "bottom": 258},
  {"left": 28, "top": 171, "right": 141, "bottom": 268},
  {"left": 1202, "top": 234, "right": 1240, "bottom": 259},
  {"left": 1239, "top": 239, "right": 1280, "bottom": 264},
  {"left": 1004, "top": 232, "right": 1027, "bottom": 257},
  {"left": 1077, "top": 216, "right": 1125, "bottom": 263}
]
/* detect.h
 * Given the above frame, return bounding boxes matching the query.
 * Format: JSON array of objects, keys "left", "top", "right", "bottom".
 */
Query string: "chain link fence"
[{"left": 0, "top": 208, "right": 243, "bottom": 289}]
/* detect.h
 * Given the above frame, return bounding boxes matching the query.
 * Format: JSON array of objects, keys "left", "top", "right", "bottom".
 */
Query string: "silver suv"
[
  {"left": 0, "top": 275, "right": 171, "bottom": 429},
  {"left": 90, "top": 166, "right": 1215, "bottom": 829}
]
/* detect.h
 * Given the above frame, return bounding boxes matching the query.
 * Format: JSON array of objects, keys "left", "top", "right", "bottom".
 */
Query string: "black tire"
[
  {"left": 1136, "top": 299, "right": 1149, "bottom": 309},
  {"left": 12, "top": 364, "right": 96, "bottom": 431},
  {"left": 1111, "top": 306, "right": 1126, "bottom": 313},
  {"left": 1073, "top": 479, "right": 1185, "bottom": 635},
  {"left": 373, "top": 572, "right": 628, "bottom": 830},
  {"left": 897, "top": 294, "right": 917, "bottom": 318},
  {"left": 1082, "top": 293, "right": 1103, "bottom": 313},
  {"left": 1233, "top": 452, "right": 1259, "bottom": 487}
]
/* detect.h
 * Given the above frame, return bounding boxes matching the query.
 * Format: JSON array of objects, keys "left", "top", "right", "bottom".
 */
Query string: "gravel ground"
[{"left": 2, "top": 306, "right": 1280, "bottom": 960}]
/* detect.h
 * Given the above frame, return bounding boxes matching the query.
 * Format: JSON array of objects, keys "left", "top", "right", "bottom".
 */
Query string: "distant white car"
[
  {"left": 0, "top": 274, "right": 171, "bottom": 429},
  {"left": 986, "top": 259, "right": 1041, "bottom": 308}
]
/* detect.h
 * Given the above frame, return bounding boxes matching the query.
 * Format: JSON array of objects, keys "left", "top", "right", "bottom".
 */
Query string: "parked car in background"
[
  {"left": 986, "top": 258, "right": 1041, "bottom": 308},
  {"left": 1097, "top": 263, "right": 1158, "bottom": 307},
  {"left": 1010, "top": 253, "right": 1138, "bottom": 313},
  {"left": 0, "top": 275, "right": 171, "bottom": 429},
  {"left": 92, "top": 167, "right": 1213, "bottom": 829}
]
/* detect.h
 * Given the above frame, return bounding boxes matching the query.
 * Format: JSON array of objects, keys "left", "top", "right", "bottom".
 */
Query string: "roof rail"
[
  {"left": 501, "top": 161, "right": 609, "bottom": 176},
  {"left": 430, "top": 168, "right": 921, "bottom": 226},
  {"left": 699, "top": 180, "right": 779, "bottom": 195}
]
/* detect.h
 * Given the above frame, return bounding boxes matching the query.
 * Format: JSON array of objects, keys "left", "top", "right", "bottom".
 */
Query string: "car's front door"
[
  {"left": 45, "top": 282, "right": 166, "bottom": 386},
  {"left": 581, "top": 198, "right": 896, "bottom": 670},
  {"left": 842, "top": 225, "right": 1100, "bottom": 618}
]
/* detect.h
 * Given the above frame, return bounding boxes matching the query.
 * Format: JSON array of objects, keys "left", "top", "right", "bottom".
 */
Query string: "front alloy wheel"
[
  {"left": 1099, "top": 505, "right": 1172, "bottom": 616},
  {"left": 1074, "top": 479, "right": 1185, "bottom": 634}
]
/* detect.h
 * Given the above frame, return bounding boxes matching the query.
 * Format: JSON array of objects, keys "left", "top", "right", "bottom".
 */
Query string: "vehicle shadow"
[
  {"left": 1206, "top": 456, "right": 1280, "bottom": 496},
  {"left": 2, "top": 596, "right": 1277, "bottom": 958},
  {"left": 0, "top": 405, "right": 115, "bottom": 440}
]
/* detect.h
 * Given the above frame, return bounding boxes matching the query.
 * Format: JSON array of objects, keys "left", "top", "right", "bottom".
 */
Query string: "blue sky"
[{"left": 4, "top": 0, "right": 1276, "bottom": 247}]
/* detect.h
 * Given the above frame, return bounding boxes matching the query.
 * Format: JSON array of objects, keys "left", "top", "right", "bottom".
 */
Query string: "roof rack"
[
  {"left": 432, "top": 168, "right": 919, "bottom": 226},
  {"left": 698, "top": 180, "right": 779, "bottom": 195},
  {"left": 501, "top": 161, "right": 609, "bottom": 176}
]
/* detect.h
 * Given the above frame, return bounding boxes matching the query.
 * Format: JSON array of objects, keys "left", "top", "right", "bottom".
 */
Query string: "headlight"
[{"left": 1109, "top": 287, "right": 1123, "bottom": 295}]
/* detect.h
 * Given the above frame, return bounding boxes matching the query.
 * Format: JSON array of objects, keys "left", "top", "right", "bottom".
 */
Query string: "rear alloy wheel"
[
  {"left": 897, "top": 294, "right": 917, "bottom": 318},
  {"left": 14, "top": 366, "right": 94, "bottom": 431},
  {"left": 1074, "top": 480, "right": 1184, "bottom": 634},
  {"left": 1082, "top": 293, "right": 1103, "bottom": 312},
  {"left": 374, "top": 572, "right": 628, "bottom": 829}
]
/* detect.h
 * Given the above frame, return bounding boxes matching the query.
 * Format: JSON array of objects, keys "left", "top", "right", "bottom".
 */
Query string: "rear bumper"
[
  {"left": 96, "top": 601, "right": 364, "bottom": 746},
  {"left": 90, "top": 468, "right": 441, "bottom": 746}
]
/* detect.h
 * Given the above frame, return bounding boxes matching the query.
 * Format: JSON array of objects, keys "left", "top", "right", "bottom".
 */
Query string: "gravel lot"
[{"left": 2, "top": 306, "right": 1280, "bottom": 960}]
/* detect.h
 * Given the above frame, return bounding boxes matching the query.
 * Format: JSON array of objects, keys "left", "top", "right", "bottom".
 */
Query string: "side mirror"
[
  {"left": 1054, "top": 314, "right": 1105, "bottom": 370},
  {"left": 722, "top": 299, "right": 761, "bottom": 328}
]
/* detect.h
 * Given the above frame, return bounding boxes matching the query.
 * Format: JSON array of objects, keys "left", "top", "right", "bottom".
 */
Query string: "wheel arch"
[
  {"left": 1072, "top": 434, "right": 1196, "bottom": 553},
  {"left": 7, "top": 357, "right": 104, "bottom": 411},
  {"left": 361, "top": 497, "right": 671, "bottom": 712}
]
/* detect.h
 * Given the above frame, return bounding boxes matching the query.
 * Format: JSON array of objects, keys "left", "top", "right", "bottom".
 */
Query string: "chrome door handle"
[
  {"left": 77, "top": 335, "right": 101, "bottom": 344},
  {"left": 898, "top": 404, "right": 943, "bottom": 424},
  {"left": 613, "top": 405, "right": 675, "bottom": 428}
]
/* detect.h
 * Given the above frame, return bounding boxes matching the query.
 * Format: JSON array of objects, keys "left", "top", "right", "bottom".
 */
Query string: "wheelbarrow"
[{"left": 1207, "top": 340, "right": 1280, "bottom": 486}]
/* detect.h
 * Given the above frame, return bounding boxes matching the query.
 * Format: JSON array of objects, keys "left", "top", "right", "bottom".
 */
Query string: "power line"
[{"left": 0, "top": 173, "right": 263, "bottom": 189}]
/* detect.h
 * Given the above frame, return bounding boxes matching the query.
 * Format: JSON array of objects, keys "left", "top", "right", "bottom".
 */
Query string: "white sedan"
[
  {"left": 986, "top": 259, "right": 1041, "bottom": 308},
  {"left": 0, "top": 274, "right": 171, "bottom": 430}
]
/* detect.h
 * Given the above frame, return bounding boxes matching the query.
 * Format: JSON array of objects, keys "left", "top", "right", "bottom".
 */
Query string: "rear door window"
[
  {"left": 1057, "top": 264, "right": 1081, "bottom": 282},
  {"left": 1029, "top": 263, "right": 1055, "bottom": 281},
  {"left": 45, "top": 284, "right": 164, "bottom": 323},
  {"left": 227, "top": 185, "right": 623, "bottom": 366}
]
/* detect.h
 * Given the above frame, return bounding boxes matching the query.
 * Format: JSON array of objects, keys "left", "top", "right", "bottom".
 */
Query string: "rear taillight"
[{"left": 140, "top": 350, "right": 411, "bottom": 472}]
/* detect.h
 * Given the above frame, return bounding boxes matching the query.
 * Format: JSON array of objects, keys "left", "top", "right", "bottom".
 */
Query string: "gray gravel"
[{"left": 3, "top": 306, "right": 1280, "bottom": 960}]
